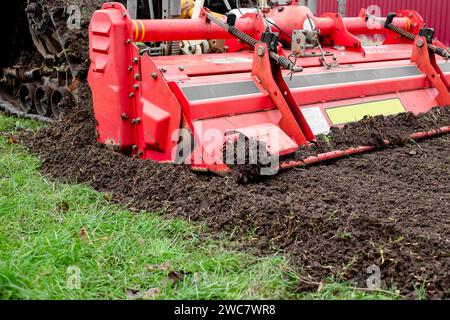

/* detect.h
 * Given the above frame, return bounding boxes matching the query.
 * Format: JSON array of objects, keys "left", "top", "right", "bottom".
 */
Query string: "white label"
[{"left": 302, "top": 107, "right": 330, "bottom": 135}]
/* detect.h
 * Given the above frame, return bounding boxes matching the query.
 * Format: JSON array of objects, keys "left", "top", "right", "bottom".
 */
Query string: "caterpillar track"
[
  {"left": 0, "top": 0, "right": 132, "bottom": 121},
  {"left": 0, "top": 0, "right": 244, "bottom": 122}
]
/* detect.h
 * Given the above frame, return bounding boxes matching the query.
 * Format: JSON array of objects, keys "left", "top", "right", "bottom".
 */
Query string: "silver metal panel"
[
  {"left": 438, "top": 62, "right": 450, "bottom": 73},
  {"left": 181, "top": 81, "right": 261, "bottom": 101},
  {"left": 180, "top": 63, "right": 450, "bottom": 102},
  {"left": 127, "top": 0, "right": 137, "bottom": 19},
  {"left": 285, "top": 65, "right": 422, "bottom": 89}
]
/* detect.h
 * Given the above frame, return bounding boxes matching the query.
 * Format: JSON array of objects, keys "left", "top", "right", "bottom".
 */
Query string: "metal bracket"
[
  {"left": 251, "top": 43, "right": 315, "bottom": 146},
  {"left": 162, "top": 0, "right": 182, "bottom": 19},
  {"left": 291, "top": 16, "right": 339, "bottom": 69},
  {"left": 412, "top": 36, "right": 450, "bottom": 105}
]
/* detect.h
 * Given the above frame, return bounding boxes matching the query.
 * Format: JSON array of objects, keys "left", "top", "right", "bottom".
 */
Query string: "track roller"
[
  {"left": 18, "top": 83, "right": 36, "bottom": 113},
  {"left": 51, "top": 88, "right": 71, "bottom": 119},
  {"left": 34, "top": 85, "right": 53, "bottom": 116}
]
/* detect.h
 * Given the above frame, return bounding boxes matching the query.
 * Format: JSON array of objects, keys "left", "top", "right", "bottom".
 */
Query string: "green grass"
[{"left": 0, "top": 114, "right": 400, "bottom": 300}]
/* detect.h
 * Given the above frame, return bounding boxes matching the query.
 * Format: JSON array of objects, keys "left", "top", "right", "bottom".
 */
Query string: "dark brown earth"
[
  {"left": 19, "top": 94, "right": 450, "bottom": 299},
  {"left": 293, "top": 107, "right": 450, "bottom": 160},
  {"left": 8, "top": 0, "right": 450, "bottom": 300}
]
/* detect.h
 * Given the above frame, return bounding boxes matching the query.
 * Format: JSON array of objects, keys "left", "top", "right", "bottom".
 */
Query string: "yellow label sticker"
[{"left": 326, "top": 99, "right": 406, "bottom": 125}]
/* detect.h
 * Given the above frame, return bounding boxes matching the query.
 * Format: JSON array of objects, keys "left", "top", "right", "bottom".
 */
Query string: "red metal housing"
[
  {"left": 317, "top": 0, "right": 450, "bottom": 45},
  {"left": 88, "top": 2, "right": 450, "bottom": 174}
]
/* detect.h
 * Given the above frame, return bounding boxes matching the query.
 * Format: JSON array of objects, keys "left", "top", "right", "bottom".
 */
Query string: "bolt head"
[
  {"left": 257, "top": 46, "right": 265, "bottom": 57},
  {"left": 417, "top": 39, "right": 425, "bottom": 48},
  {"left": 151, "top": 72, "right": 158, "bottom": 78}
]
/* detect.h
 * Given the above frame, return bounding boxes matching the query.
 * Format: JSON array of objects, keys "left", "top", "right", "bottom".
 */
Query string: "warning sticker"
[{"left": 326, "top": 99, "right": 406, "bottom": 125}]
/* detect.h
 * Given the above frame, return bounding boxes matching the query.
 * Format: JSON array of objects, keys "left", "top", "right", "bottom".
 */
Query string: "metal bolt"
[
  {"left": 134, "top": 74, "right": 140, "bottom": 80},
  {"left": 179, "top": 66, "right": 185, "bottom": 71},
  {"left": 137, "top": 150, "right": 144, "bottom": 157},
  {"left": 257, "top": 46, "right": 265, "bottom": 57},
  {"left": 128, "top": 66, "right": 133, "bottom": 71},
  {"left": 122, "top": 12, "right": 127, "bottom": 18},
  {"left": 132, "top": 118, "right": 141, "bottom": 124},
  {"left": 417, "top": 39, "right": 425, "bottom": 48},
  {"left": 129, "top": 92, "right": 135, "bottom": 98},
  {"left": 160, "top": 67, "right": 167, "bottom": 73},
  {"left": 133, "top": 84, "right": 139, "bottom": 90},
  {"left": 132, "top": 145, "right": 138, "bottom": 150},
  {"left": 151, "top": 72, "right": 158, "bottom": 78},
  {"left": 132, "top": 57, "right": 138, "bottom": 64},
  {"left": 121, "top": 113, "right": 129, "bottom": 120},
  {"left": 125, "top": 39, "right": 131, "bottom": 44}
]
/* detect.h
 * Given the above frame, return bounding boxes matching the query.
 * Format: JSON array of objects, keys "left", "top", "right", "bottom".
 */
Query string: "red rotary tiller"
[{"left": 88, "top": 1, "right": 450, "bottom": 176}]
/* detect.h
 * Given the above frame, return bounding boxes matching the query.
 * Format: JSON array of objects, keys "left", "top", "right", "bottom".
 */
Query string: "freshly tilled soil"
[{"left": 19, "top": 100, "right": 450, "bottom": 299}]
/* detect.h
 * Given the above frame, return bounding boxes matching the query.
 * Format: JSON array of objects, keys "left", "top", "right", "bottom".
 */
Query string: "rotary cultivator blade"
[{"left": 88, "top": 1, "right": 450, "bottom": 179}]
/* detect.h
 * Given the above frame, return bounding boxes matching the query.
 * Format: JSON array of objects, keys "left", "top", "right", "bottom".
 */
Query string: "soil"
[
  {"left": 293, "top": 108, "right": 450, "bottom": 160},
  {"left": 9, "top": 0, "right": 450, "bottom": 300},
  {"left": 18, "top": 97, "right": 450, "bottom": 299}
]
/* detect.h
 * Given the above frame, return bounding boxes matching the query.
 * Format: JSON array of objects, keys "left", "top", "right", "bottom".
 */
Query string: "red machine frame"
[{"left": 88, "top": 2, "right": 450, "bottom": 174}]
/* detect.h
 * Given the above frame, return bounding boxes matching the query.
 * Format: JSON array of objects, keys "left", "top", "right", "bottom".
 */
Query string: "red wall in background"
[{"left": 316, "top": 0, "right": 450, "bottom": 45}]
